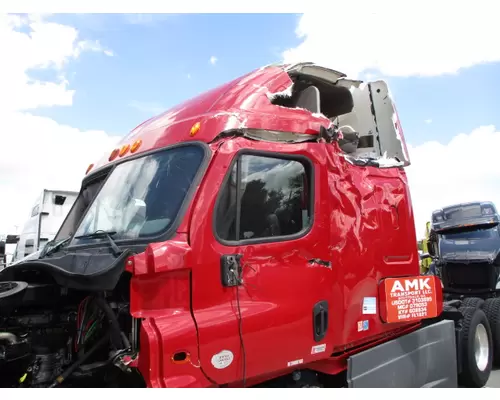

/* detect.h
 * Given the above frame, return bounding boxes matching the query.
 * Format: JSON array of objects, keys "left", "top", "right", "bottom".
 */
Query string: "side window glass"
[
  {"left": 24, "top": 239, "right": 34, "bottom": 257},
  {"left": 215, "top": 166, "right": 238, "bottom": 241},
  {"left": 216, "top": 154, "right": 312, "bottom": 242}
]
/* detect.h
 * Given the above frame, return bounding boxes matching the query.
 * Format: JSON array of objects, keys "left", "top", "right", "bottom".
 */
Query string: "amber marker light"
[
  {"left": 85, "top": 164, "right": 94, "bottom": 175},
  {"left": 190, "top": 121, "right": 201, "bottom": 137},
  {"left": 130, "top": 139, "right": 142, "bottom": 153},
  {"left": 109, "top": 148, "right": 120, "bottom": 161},
  {"left": 119, "top": 143, "right": 130, "bottom": 157}
]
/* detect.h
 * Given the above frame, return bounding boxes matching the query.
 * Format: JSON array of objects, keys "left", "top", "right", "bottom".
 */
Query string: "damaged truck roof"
[{"left": 87, "top": 62, "right": 410, "bottom": 175}]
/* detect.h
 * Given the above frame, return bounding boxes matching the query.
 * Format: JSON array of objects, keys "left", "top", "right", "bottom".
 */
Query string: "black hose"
[
  {"left": 48, "top": 333, "right": 110, "bottom": 388},
  {"left": 93, "top": 296, "right": 126, "bottom": 350},
  {"left": 120, "top": 331, "right": 131, "bottom": 350}
]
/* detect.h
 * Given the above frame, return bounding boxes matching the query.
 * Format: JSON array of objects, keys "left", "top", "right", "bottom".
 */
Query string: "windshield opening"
[
  {"left": 71, "top": 144, "right": 205, "bottom": 246},
  {"left": 441, "top": 226, "right": 499, "bottom": 241},
  {"left": 53, "top": 176, "right": 107, "bottom": 244}
]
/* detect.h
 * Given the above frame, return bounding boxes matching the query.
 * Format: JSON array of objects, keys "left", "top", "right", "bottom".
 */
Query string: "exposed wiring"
[
  {"left": 75, "top": 297, "right": 90, "bottom": 352},
  {"left": 187, "top": 280, "right": 219, "bottom": 387},
  {"left": 231, "top": 269, "right": 247, "bottom": 388},
  {"left": 75, "top": 296, "right": 104, "bottom": 352},
  {"left": 76, "top": 296, "right": 89, "bottom": 330},
  {"left": 235, "top": 282, "right": 246, "bottom": 387},
  {"left": 93, "top": 296, "right": 128, "bottom": 350},
  {"left": 85, "top": 320, "right": 99, "bottom": 342},
  {"left": 82, "top": 318, "right": 96, "bottom": 342}
]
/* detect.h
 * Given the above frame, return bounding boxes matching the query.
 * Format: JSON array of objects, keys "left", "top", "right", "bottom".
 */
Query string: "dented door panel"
[{"left": 324, "top": 144, "right": 418, "bottom": 347}]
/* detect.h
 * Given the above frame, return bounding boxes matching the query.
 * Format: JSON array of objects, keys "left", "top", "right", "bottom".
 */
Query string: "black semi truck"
[{"left": 423, "top": 201, "right": 500, "bottom": 366}]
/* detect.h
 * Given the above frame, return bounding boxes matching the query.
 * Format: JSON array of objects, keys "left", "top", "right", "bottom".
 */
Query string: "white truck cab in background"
[
  {"left": 10, "top": 189, "right": 78, "bottom": 264},
  {"left": 0, "top": 235, "right": 20, "bottom": 270}
]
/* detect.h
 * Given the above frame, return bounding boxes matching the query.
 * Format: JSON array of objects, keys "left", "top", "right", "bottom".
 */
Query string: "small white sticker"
[
  {"left": 357, "top": 320, "right": 370, "bottom": 332},
  {"left": 287, "top": 359, "right": 303, "bottom": 367},
  {"left": 211, "top": 350, "right": 234, "bottom": 369},
  {"left": 311, "top": 344, "right": 326, "bottom": 354},
  {"left": 362, "top": 297, "right": 377, "bottom": 314}
]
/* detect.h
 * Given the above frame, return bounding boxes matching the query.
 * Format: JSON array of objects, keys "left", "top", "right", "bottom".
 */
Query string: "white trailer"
[
  {"left": 0, "top": 235, "right": 20, "bottom": 269},
  {"left": 11, "top": 189, "right": 78, "bottom": 263}
]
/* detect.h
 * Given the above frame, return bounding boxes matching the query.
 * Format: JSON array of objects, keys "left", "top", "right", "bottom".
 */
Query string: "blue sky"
[
  {"left": 29, "top": 13, "right": 303, "bottom": 135},
  {"left": 389, "top": 63, "right": 500, "bottom": 145},
  {"left": 26, "top": 13, "right": 500, "bottom": 146}
]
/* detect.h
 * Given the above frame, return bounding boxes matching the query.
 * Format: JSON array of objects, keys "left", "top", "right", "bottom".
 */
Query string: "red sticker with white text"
[{"left": 384, "top": 276, "right": 438, "bottom": 323}]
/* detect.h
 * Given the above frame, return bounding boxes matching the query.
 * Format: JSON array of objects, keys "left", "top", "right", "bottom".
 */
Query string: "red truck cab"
[{"left": 0, "top": 63, "right": 491, "bottom": 389}]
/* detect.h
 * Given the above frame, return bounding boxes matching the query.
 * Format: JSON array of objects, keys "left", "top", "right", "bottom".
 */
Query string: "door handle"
[{"left": 312, "top": 300, "right": 328, "bottom": 342}]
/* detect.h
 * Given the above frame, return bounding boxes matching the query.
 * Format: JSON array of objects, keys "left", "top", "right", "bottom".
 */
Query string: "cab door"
[{"left": 189, "top": 139, "right": 334, "bottom": 384}]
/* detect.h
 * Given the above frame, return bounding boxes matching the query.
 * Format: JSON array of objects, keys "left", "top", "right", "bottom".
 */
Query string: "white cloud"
[
  {"left": 406, "top": 125, "right": 500, "bottom": 239},
  {"left": 283, "top": 1, "right": 500, "bottom": 78},
  {"left": 0, "top": 113, "right": 121, "bottom": 233},
  {"left": 210, "top": 56, "right": 218, "bottom": 65},
  {"left": 0, "top": 14, "right": 119, "bottom": 234},
  {"left": 76, "top": 39, "right": 114, "bottom": 57},
  {"left": 424, "top": 119, "right": 432, "bottom": 124},
  {"left": 0, "top": 13, "right": 113, "bottom": 112}
]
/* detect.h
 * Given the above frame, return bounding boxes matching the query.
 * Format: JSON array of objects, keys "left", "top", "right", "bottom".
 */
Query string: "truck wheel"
[
  {"left": 482, "top": 298, "right": 500, "bottom": 366},
  {"left": 460, "top": 297, "right": 485, "bottom": 310},
  {"left": 458, "top": 307, "right": 493, "bottom": 387}
]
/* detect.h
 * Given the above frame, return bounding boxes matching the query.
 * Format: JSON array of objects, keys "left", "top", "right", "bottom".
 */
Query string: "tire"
[
  {"left": 0, "top": 281, "right": 29, "bottom": 315},
  {"left": 482, "top": 298, "right": 500, "bottom": 367},
  {"left": 457, "top": 307, "right": 493, "bottom": 387},
  {"left": 460, "top": 297, "right": 485, "bottom": 310}
]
